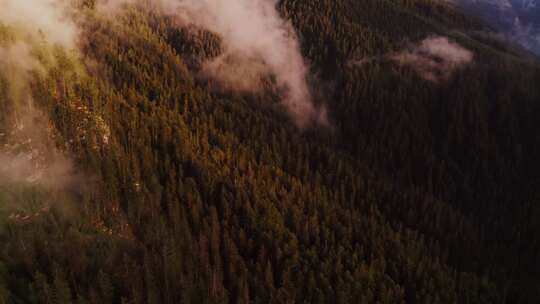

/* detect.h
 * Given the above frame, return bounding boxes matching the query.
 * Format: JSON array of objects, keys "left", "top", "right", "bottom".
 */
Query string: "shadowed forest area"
[{"left": 0, "top": 0, "right": 539, "bottom": 303}]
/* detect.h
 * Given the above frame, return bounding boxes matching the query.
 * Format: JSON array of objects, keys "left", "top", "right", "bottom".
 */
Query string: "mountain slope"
[{"left": 0, "top": 0, "right": 539, "bottom": 303}]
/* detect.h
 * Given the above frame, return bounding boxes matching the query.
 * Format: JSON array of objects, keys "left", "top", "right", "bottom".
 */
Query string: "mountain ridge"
[{"left": 452, "top": 0, "right": 540, "bottom": 53}]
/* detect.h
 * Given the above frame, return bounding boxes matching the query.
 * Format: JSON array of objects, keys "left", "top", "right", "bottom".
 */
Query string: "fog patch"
[
  {"left": 0, "top": 0, "right": 78, "bottom": 49},
  {"left": 348, "top": 36, "right": 473, "bottom": 82},
  {"left": 168, "top": 0, "right": 327, "bottom": 127},
  {"left": 0, "top": 1, "right": 79, "bottom": 191},
  {"left": 390, "top": 36, "right": 473, "bottom": 82}
]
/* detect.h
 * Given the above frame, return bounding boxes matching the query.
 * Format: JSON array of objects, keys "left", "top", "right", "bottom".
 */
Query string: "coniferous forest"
[{"left": 0, "top": 0, "right": 539, "bottom": 303}]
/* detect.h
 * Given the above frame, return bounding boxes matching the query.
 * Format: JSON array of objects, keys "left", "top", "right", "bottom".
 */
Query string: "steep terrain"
[
  {"left": 453, "top": 0, "right": 540, "bottom": 53},
  {"left": 0, "top": 0, "right": 539, "bottom": 303}
]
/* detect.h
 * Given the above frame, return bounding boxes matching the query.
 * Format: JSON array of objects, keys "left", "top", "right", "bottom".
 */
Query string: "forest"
[{"left": 0, "top": 0, "right": 539, "bottom": 303}]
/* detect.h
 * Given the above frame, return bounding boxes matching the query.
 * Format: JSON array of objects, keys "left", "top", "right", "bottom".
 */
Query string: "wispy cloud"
[
  {"left": 97, "top": 0, "right": 328, "bottom": 127},
  {"left": 348, "top": 36, "right": 474, "bottom": 82},
  {"left": 0, "top": 0, "right": 79, "bottom": 189},
  {"left": 391, "top": 36, "right": 474, "bottom": 82}
]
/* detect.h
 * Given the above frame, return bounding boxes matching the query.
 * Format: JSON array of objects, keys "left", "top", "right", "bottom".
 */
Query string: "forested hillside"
[{"left": 0, "top": 0, "right": 539, "bottom": 303}]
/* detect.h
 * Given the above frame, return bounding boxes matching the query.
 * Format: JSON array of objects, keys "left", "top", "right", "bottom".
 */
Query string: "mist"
[
  {"left": 0, "top": 0, "right": 78, "bottom": 191},
  {"left": 390, "top": 36, "right": 473, "bottom": 82},
  {"left": 168, "top": 0, "right": 327, "bottom": 127},
  {"left": 0, "top": 0, "right": 78, "bottom": 49},
  {"left": 0, "top": 0, "right": 329, "bottom": 190},
  {"left": 348, "top": 36, "right": 473, "bottom": 82},
  {"left": 91, "top": 0, "right": 329, "bottom": 127},
  {"left": 0, "top": 147, "right": 75, "bottom": 189},
  {"left": 0, "top": 102, "right": 75, "bottom": 189},
  {"left": 149, "top": 0, "right": 327, "bottom": 127}
]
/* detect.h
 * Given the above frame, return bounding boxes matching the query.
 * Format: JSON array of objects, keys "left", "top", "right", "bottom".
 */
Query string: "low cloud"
[
  {"left": 86, "top": 0, "right": 329, "bottom": 127},
  {"left": 0, "top": 0, "right": 79, "bottom": 190},
  {"left": 0, "top": 0, "right": 78, "bottom": 49},
  {"left": 160, "top": 0, "right": 327, "bottom": 127},
  {"left": 2, "top": 0, "right": 328, "bottom": 133},
  {"left": 0, "top": 148, "right": 75, "bottom": 189},
  {"left": 390, "top": 36, "right": 473, "bottom": 82},
  {"left": 348, "top": 36, "right": 473, "bottom": 82}
]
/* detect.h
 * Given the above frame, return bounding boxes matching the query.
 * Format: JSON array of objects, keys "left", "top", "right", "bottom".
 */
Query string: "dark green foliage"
[{"left": 0, "top": 0, "right": 539, "bottom": 303}]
